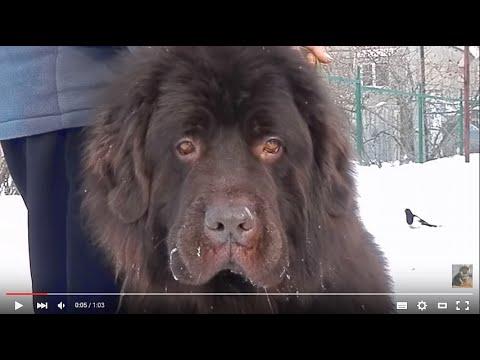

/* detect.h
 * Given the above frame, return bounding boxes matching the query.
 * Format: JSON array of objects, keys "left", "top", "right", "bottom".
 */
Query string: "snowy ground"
[
  {"left": 356, "top": 154, "right": 479, "bottom": 313},
  {"left": 1, "top": 154, "right": 478, "bottom": 314},
  {"left": 0, "top": 195, "right": 31, "bottom": 313}
]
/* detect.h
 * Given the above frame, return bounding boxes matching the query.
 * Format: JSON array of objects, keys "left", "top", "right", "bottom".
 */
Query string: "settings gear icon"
[{"left": 417, "top": 300, "right": 428, "bottom": 311}]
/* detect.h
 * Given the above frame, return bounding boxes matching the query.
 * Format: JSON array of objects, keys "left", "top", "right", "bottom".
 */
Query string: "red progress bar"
[{"left": 5, "top": 292, "right": 49, "bottom": 296}]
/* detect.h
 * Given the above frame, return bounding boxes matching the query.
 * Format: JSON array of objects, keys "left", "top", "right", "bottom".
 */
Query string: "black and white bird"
[{"left": 404, "top": 208, "right": 438, "bottom": 228}]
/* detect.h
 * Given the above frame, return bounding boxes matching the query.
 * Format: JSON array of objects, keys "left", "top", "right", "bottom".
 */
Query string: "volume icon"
[{"left": 57, "top": 302, "right": 65, "bottom": 310}]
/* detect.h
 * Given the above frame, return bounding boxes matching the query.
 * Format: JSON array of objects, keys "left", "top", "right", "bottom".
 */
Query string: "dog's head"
[
  {"left": 83, "top": 46, "right": 354, "bottom": 293},
  {"left": 459, "top": 266, "right": 470, "bottom": 279}
]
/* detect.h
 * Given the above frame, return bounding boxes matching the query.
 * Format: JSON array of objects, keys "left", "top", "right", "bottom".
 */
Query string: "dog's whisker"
[
  {"left": 196, "top": 270, "right": 203, "bottom": 284},
  {"left": 264, "top": 288, "right": 274, "bottom": 314}
]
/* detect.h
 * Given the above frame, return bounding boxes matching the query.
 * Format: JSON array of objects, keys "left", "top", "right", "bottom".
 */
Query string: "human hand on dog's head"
[{"left": 294, "top": 46, "right": 333, "bottom": 65}]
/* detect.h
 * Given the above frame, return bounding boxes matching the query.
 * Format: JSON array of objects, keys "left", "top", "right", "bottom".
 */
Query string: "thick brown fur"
[{"left": 81, "top": 46, "right": 393, "bottom": 314}]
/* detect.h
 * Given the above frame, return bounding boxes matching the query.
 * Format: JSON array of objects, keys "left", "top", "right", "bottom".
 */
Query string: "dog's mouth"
[
  {"left": 217, "top": 257, "right": 254, "bottom": 285},
  {"left": 210, "top": 268, "right": 256, "bottom": 291},
  {"left": 168, "top": 224, "right": 288, "bottom": 289}
]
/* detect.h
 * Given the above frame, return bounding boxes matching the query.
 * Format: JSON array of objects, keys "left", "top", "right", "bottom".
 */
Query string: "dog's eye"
[
  {"left": 176, "top": 140, "right": 196, "bottom": 156},
  {"left": 263, "top": 139, "right": 282, "bottom": 154},
  {"left": 253, "top": 137, "right": 283, "bottom": 163}
]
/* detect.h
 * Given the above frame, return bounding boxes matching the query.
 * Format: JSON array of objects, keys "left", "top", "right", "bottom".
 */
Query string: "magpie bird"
[{"left": 405, "top": 208, "right": 438, "bottom": 228}]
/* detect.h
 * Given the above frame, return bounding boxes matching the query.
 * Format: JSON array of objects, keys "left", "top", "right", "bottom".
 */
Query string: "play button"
[{"left": 14, "top": 301, "right": 23, "bottom": 311}]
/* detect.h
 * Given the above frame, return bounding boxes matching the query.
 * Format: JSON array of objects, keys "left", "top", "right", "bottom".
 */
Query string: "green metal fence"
[
  {"left": 323, "top": 68, "right": 479, "bottom": 165},
  {"left": 1, "top": 65, "right": 479, "bottom": 195}
]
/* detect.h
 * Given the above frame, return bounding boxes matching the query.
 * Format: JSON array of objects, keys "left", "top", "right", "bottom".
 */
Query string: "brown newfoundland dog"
[{"left": 81, "top": 46, "right": 393, "bottom": 314}]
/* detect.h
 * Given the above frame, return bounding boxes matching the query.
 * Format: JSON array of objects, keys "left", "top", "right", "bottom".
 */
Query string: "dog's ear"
[
  {"left": 92, "top": 103, "right": 152, "bottom": 224},
  {"left": 309, "top": 105, "right": 355, "bottom": 217},
  {"left": 106, "top": 120, "right": 150, "bottom": 223},
  {"left": 83, "top": 49, "right": 173, "bottom": 223},
  {"left": 284, "top": 54, "right": 355, "bottom": 217}
]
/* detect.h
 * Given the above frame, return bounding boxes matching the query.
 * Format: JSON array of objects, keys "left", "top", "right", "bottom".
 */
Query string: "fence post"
[
  {"left": 355, "top": 67, "right": 364, "bottom": 164},
  {"left": 463, "top": 46, "right": 471, "bottom": 163},
  {"left": 417, "top": 90, "right": 425, "bottom": 163},
  {"left": 457, "top": 91, "right": 464, "bottom": 155}
]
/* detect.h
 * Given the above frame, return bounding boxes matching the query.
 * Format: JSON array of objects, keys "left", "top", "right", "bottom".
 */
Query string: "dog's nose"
[{"left": 205, "top": 205, "right": 256, "bottom": 246}]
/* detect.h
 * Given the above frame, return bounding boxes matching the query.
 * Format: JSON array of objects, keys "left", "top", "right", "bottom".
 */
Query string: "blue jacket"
[{"left": 0, "top": 46, "right": 124, "bottom": 140}]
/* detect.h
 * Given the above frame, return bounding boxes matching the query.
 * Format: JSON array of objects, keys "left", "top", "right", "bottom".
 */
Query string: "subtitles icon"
[{"left": 396, "top": 301, "right": 408, "bottom": 310}]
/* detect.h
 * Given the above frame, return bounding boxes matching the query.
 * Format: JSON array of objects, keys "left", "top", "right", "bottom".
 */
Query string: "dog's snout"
[{"left": 205, "top": 205, "right": 256, "bottom": 245}]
